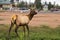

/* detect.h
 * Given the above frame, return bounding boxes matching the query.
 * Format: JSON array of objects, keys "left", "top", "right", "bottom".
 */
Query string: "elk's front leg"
[
  {"left": 23, "top": 26, "right": 25, "bottom": 37},
  {"left": 25, "top": 24, "right": 29, "bottom": 36}
]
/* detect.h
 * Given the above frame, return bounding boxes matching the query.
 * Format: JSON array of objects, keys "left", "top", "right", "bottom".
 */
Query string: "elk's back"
[{"left": 17, "top": 15, "right": 30, "bottom": 24}]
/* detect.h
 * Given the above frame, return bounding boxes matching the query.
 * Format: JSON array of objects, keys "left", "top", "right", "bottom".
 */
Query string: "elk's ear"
[
  {"left": 30, "top": 6, "right": 36, "bottom": 11},
  {"left": 29, "top": 7, "right": 32, "bottom": 11}
]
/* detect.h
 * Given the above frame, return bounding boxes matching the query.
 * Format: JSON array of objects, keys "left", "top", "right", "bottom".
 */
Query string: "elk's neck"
[{"left": 28, "top": 14, "right": 34, "bottom": 20}]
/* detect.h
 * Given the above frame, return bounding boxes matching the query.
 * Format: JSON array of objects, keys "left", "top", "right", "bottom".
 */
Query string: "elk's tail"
[{"left": 11, "top": 14, "right": 18, "bottom": 24}]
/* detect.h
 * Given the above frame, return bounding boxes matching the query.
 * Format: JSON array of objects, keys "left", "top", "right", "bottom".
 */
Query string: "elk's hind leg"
[
  {"left": 8, "top": 21, "right": 14, "bottom": 35},
  {"left": 15, "top": 24, "right": 19, "bottom": 37}
]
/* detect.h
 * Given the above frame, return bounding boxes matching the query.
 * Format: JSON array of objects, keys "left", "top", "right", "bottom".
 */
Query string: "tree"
[
  {"left": 17, "top": 1, "right": 27, "bottom": 8},
  {"left": 55, "top": 4, "right": 60, "bottom": 9},
  {"left": 10, "top": 0, "right": 14, "bottom": 4},
  {"left": 45, "top": 1, "right": 47, "bottom": 5},
  {"left": 34, "top": 0, "right": 42, "bottom": 9},
  {"left": 48, "top": 2, "right": 52, "bottom": 10}
]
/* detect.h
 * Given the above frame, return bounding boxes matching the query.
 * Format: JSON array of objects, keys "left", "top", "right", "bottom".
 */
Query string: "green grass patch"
[{"left": 0, "top": 24, "right": 60, "bottom": 40}]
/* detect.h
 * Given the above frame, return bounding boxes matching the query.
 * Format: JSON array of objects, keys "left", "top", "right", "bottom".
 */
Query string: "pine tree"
[
  {"left": 35, "top": 0, "right": 42, "bottom": 9},
  {"left": 48, "top": 2, "right": 52, "bottom": 10}
]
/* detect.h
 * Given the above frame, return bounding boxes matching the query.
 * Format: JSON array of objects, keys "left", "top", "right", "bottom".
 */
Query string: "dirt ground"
[{"left": 0, "top": 11, "right": 60, "bottom": 28}]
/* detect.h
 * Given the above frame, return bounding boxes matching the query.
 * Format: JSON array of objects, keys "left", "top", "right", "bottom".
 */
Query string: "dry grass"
[{"left": 0, "top": 11, "right": 60, "bottom": 28}]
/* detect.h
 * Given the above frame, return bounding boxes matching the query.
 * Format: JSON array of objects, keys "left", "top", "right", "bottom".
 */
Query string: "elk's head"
[{"left": 30, "top": 8, "right": 37, "bottom": 15}]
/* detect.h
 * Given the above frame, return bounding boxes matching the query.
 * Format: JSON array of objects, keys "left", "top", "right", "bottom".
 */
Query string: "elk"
[{"left": 8, "top": 8, "right": 37, "bottom": 37}]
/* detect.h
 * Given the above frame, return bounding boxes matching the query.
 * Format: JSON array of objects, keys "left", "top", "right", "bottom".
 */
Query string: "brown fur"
[{"left": 8, "top": 9, "right": 37, "bottom": 37}]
